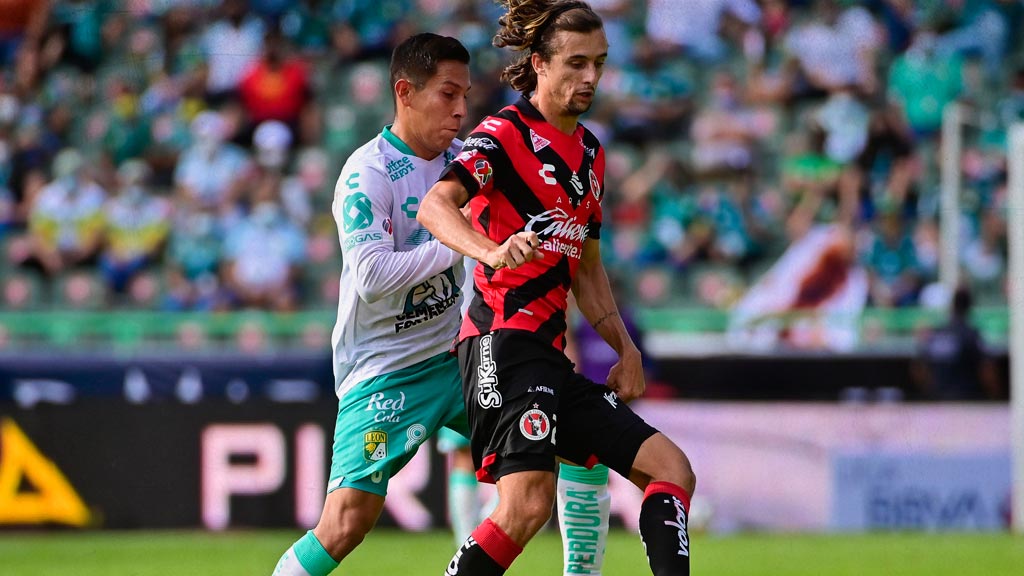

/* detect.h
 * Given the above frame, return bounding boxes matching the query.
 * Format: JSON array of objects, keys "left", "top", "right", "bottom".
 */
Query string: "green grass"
[{"left": 0, "top": 529, "right": 1022, "bottom": 575}]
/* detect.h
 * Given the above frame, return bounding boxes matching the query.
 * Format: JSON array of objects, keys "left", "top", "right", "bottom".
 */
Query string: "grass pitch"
[{"left": 1, "top": 529, "right": 1022, "bottom": 575}]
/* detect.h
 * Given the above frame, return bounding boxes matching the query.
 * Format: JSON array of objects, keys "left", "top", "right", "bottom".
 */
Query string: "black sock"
[
  {"left": 639, "top": 481, "right": 691, "bottom": 576},
  {"left": 445, "top": 519, "right": 521, "bottom": 575}
]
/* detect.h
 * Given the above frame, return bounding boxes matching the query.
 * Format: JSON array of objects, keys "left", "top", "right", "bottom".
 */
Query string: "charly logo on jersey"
[
  {"left": 366, "top": 391, "right": 406, "bottom": 422},
  {"left": 473, "top": 159, "right": 493, "bottom": 187},
  {"left": 464, "top": 136, "right": 498, "bottom": 150},
  {"left": 394, "top": 267, "right": 460, "bottom": 333},
  {"left": 476, "top": 334, "right": 502, "bottom": 408},
  {"left": 530, "top": 129, "right": 550, "bottom": 152},
  {"left": 382, "top": 217, "right": 393, "bottom": 236},
  {"left": 524, "top": 207, "right": 589, "bottom": 259},
  {"left": 364, "top": 430, "right": 387, "bottom": 462},
  {"left": 519, "top": 407, "right": 551, "bottom": 441},
  {"left": 589, "top": 169, "right": 601, "bottom": 201}
]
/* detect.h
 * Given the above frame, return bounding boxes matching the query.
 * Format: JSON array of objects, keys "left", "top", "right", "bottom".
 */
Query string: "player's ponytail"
[{"left": 493, "top": 0, "right": 603, "bottom": 95}]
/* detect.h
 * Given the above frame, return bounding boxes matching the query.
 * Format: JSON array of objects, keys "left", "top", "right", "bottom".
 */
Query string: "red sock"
[{"left": 471, "top": 518, "right": 523, "bottom": 570}]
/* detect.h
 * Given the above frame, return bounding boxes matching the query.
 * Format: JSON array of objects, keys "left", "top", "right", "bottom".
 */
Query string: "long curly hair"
[{"left": 493, "top": 0, "right": 603, "bottom": 95}]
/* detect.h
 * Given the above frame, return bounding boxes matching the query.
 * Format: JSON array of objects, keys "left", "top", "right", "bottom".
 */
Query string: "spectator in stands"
[
  {"left": 645, "top": 0, "right": 762, "bottom": 63},
  {"left": 50, "top": 0, "right": 115, "bottom": 73},
  {"left": 780, "top": 0, "right": 879, "bottom": 101},
  {"left": 932, "top": 0, "right": 1010, "bottom": 81},
  {"left": 251, "top": 119, "right": 319, "bottom": 227},
  {"left": 0, "top": 0, "right": 48, "bottom": 68},
  {"left": 603, "top": 37, "right": 692, "bottom": 146},
  {"left": 690, "top": 70, "right": 777, "bottom": 177},
  {"left": 962, "top": 206, "right": 1006, "bottom": 291},
  {"left": 174, "top": 110, "right": 251, "bottom": 217},
  {"left": 782, "top": 123, "right": 855, "bottom": 240},
  {"left": 840, "top": 103, "right": 917, "bottom": 222},
  {"left": 98, "top": 159, "right": 171, "bottom": 299},
  {"left": 200, "top": 0, "right": 265, "bottom": 104},
  {"left": 164, "top": 207, "right": 225, "bottom": 312},
  {"left": 887, "top": 28, "right": 963, "bottom": 142},
  {"left": 238, "top": 29, "right": 312, "bottom": 143},
  {"left": 15, "top": 148, "right": 105, "bottom": 277},
  {"left": 221, "top": 174, "right": 306, "bottom": 311},
  {"left": 914, "top": 286, "right": 1001, "bottom": 400},
  {"left": 862, "top": 202, "right": 921, "bottom": 307},
  {"left": 279, "top": 0, "right": 334, "bottom": 55}
]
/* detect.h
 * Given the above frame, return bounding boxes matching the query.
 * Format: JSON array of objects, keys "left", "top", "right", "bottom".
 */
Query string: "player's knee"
[{"left": 636, "top": 433, "right": 697, "bottom": 495}]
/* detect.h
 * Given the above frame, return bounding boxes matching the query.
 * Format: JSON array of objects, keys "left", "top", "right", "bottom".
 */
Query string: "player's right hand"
[{"left": 488, "top": 231, "right": 544, "bottom": 270}]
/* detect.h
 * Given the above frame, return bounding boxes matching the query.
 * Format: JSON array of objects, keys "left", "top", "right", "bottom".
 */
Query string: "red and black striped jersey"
[{"left": 441, "top": 96, "right": 605, "bottom": 351}]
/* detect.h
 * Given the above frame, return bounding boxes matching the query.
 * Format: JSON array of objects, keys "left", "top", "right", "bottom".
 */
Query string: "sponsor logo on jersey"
[
  {"left": 386, "top": 156, "right": 416, "bottom": 181},
  {"left": 570, "top": 171, "right": 584, "bottom": 197},
  {"left": 531, "top": 129, "right": 551, "bottom": 152},
  {"left": 464, "top": 136, "right": 498, "bottom": 150},
  {"left": 519, "top": 408, "right": 551, "bottom": 441},
  {"left": 476, "top": 334, "right": 502, "bottom": 408},
  {"left": 394, "top": 267, "right": 460, "bottom": 333},
  {"left": 382, "top": 217, "right": 393, "bottom": 236},
  {"left": 343, "top": 231, "right": 383, "bottom": 250},
  {"left": 366, "top": 391, "right": 406, "bottom": 422},
  {"left": 364, "top": 430, "right": 388, "bottom": 462},
  {"left": 455, "top": 150, "right": 475, "bottom": 163},
  {"left": 342, "top": 192, "right": 373, "bottom": 233},
  {"left": 524, "top": 207, "right": 589, "bottom": 260},
  {"left": 589, "top": 169, "right": 601, "bottom": 201},
  {"left": 473, "top": 159, "right": 492, "bottom": 187}
]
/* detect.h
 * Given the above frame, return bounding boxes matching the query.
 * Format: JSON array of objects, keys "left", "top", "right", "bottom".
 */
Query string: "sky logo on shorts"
[
  {"left": 476, "top": 334, "right": 502, "bottom": 408},
  {"left": 364, "top": 430, "right": 387, "bottom": 462},
  {"left": 519, "top": 408, "right": 550, "bottom": 441}
]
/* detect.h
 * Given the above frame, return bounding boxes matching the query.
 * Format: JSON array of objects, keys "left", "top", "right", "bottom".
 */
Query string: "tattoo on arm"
[{"left": 591, "top": 311, "right": 619, "bottom": 330}]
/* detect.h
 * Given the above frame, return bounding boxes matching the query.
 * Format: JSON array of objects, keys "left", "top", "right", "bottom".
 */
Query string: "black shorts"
[{"left": 457, "top": 329, "right": 658, "bottom": 483}]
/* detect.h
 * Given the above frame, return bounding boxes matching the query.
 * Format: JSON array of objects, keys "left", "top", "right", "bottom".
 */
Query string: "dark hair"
[
  {"left": 493, "top": 0, "right": 603, "bottom": 95},
  {"left": 389, "top": 33, "right": 470, "bottom": 100}
]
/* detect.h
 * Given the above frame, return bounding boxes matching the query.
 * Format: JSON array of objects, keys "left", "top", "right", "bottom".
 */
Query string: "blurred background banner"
[{"left": 0, "top": 399, "right": 1009, "bottom": 534}]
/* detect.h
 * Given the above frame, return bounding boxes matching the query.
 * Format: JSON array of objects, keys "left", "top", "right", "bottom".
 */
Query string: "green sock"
[
  {"left": 449, "top": 469, "right": 480, "bottom": 546},
  {"left": 273, "top": 531, "right": 339, "bottom": 576}
]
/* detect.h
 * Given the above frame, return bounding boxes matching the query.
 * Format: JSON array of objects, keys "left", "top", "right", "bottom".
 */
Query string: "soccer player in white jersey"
[
  {"left": 271, "top": 32, "right": 612, "bottom": 576},
  {"left": 270, "top": 33, "right": 474, "bottom": 576}
]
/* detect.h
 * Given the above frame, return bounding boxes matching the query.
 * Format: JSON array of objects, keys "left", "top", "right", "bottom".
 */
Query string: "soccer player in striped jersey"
[
  {"left": 271, "top": 31, "right": 613, "bottom": 576},
  {"left": 418, "top": 2, "right": 698, "bottom": 575}
]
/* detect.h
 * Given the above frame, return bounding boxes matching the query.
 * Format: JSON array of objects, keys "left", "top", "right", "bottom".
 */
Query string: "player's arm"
[
  {"left": 335, "top": 168, "right": 462, "bottom": 303},
  {"left": 572, "top": 239, "right": 645, "bottom": 402},
  {"left": 418, "top": 176, "right": 541, "bottom": 270}
]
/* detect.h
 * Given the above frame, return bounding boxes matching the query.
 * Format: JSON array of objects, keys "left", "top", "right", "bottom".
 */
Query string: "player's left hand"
[{"left": 606, "top": 346, "right": 645, "bottom": 403}]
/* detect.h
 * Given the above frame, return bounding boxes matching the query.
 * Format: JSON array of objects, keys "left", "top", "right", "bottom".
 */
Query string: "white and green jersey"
[{"left": 330, "top": 126, "right": 465, "bottom": 399}]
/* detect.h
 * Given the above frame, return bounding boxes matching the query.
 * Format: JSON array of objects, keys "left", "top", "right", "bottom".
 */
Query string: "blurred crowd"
[{"left": 0, "top": 0, "right": 1021, "bottom": 314}]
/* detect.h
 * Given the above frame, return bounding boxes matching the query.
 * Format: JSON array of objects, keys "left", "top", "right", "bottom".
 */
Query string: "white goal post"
[{"left": 1009, "top": 122, "right": 1024, "bottom": 534}]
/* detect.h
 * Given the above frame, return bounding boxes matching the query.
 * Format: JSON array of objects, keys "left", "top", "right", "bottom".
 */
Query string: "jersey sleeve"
[
  {"left": 334, "top": 162, "right": 462, "bottom": 303},
  {"left": 438, "top": 119, "right": 508, "bottom": 200}
]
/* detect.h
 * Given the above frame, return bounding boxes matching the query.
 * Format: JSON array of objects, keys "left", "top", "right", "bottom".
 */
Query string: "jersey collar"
[{"left": 382, "top": 124, "right": 417, "bottom": 157}]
